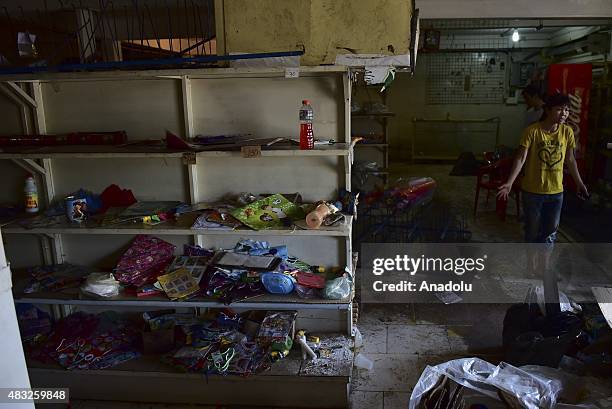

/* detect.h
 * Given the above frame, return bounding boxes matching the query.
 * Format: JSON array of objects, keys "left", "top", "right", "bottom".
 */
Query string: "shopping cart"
[{"left": 353, "top": 177, "right": 471, "bottom": 247}]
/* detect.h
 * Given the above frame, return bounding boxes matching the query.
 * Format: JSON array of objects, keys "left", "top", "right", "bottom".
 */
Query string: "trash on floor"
[{"left": 409, "top": 358, "right": 561, "bottom": 409}]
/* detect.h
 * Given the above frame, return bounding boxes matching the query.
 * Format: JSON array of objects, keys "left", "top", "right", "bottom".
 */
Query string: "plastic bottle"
[
  {"left": 299, "top": 99, "right": 314, "bottom": 150},
  {"left": 24, "top": 175, "right": 39, "bottom": 213}
]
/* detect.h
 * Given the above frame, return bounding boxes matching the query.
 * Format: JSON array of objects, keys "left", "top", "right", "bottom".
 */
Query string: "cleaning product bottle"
[
  {"left": 299, "top": 99, "right": 314, "bottom": 150},
  {"left": 24, "top": 175, "right": 39, "bottom": 213}
]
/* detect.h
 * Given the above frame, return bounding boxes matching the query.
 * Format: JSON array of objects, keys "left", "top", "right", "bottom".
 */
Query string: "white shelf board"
[
  {"left": 0, "top": 144, "right": 350, "bottom": 159},
  {"left": 2, "top": 215, "right": 352, "bottom": 237},
  {"left": 14, "top": 291, "right": 352, "bottom": 310},
  {"left": 197, "top": 144, "right": 349, "bottom": 157},
  {"left": 1, "top": 66, "right": 350, "bottom": 83}
]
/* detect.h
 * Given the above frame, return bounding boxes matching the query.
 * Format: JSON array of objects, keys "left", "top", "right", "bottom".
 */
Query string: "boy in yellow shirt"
[
  {"left": 497, "top": 94, "right": 589, "bottom": 315},
  {"left": 498, "top": 93, "right": 588, "bottom": 314},
  {"left": 498, "top": 93, "right": 588, "bottom": 244}
]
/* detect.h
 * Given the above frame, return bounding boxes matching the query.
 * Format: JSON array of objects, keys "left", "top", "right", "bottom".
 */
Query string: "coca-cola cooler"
[{"left": 547, "top": 64, "right": 592, "bottom": 186}]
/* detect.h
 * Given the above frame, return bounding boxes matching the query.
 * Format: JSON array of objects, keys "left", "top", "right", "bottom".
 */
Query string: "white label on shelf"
[
  {"left": 241, "top": 145, "right": 261, "bottom": 158},
  {"left": 285, "top": 67, "right": 300, "bottom": 79}
]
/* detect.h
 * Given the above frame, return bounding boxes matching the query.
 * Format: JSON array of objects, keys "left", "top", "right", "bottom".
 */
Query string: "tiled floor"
[{"left": 349, "top": 303, "right": 507, "bottom": 409}]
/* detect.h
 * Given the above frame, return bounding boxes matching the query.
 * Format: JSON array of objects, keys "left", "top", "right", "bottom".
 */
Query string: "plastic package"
[
  {"left": 81, "top": 273, "right": 120, "bottom": 297},
  {"left": 295, "top": 283, "right": 321, "bottom": 299},
  {"left": 261, "top": 272, "right": 295, "bottom": 294},
  {"left": 354, "top": 353, "right": 374, "bottom": 371},
  {"left": 323, "top": 274, "right": 352, "bottom": 300},
  {"left": 409, "top": 358, "right": 562, "bottom": 409},
  {"left": 113, "top": 235, "right": 175, "bottom": 287},
  {"left": 353, "top": 326, "right": 363, "bottom": 349},
  {"left": 525, "top": 285, "right": 582, "bottom": 316},
  {"left": 306, "top": 203, "right": 331, "bottom": 229}
]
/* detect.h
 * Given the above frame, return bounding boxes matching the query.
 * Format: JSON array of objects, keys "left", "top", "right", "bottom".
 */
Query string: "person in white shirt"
[{"left": 522, "top": 85, "right": 545, "bottom": 127}]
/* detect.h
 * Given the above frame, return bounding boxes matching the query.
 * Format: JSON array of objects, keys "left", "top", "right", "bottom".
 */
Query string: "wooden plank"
[
  {"left": 5, "top": 82, "right": 36, "bottom": 107},
  {"left": 0, "top": 144, "right": 350, "bottom": 159},
  {"left": 197, "top": 145, "right": 349, "bottom": 157},
  {"left": 2, "top": 66, "right": 349, "bottom": 83},
  {"left": 0, "top": 83, "right": 31, "bottom": 134},
  {"left": 3, "top": 215, "right": 353, "bottom": 237},
  {"left": 14, "top": 289, "right": 352, "bottom": 310},
  {"left": 214, "top": 0, "right": 227, "bottom": 57},
  {"left": 181, "top": 76, "right": 194, "bottom": 139},
  {"left": 32, "top": 81, "right": 46, "bottom": 135},
  {"left": 28, "top": 368, "right": 349, "bottom": 408},
  {"left": 26, "top": 335, "right": 352, "bottom": 407},
  {"left": 343, "top": 72, "right": 352, "bottom": 192}
]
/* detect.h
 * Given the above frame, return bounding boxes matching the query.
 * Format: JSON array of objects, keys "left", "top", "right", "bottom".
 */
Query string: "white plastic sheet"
[
  {"left": 525, "top": 285, "right": 582, "bottom": 316},
  {"left": 81, "top": 273, "right": 120, "bottom": 298}
]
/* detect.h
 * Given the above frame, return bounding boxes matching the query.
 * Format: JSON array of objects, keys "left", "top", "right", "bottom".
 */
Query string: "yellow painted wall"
[
  {"left": 223, "top": 0, "right": 312, "bottom": 60},
  {"left": 221, "top": 0, "right": 412, "bottom": 65}
]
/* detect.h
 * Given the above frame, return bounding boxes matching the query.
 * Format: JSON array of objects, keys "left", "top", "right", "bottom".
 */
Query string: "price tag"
[
  {"left": 285, "top": 67, "right": 300, "bottom": 79},
  {"left": 182, "top": 152, "right": 196, "bottom": 165},
  {"left": 241, "top": 145, "right": 261, "bottom": 158}
]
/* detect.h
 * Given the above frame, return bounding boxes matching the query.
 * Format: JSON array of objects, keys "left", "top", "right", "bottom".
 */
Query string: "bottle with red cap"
[{"left": 299, "top": 99, "right": 314, "bottom": 150}]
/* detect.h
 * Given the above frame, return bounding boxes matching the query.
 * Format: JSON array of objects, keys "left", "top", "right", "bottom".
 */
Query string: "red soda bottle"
[{"left": 299, "top": 100, "right": 314, "bottom": 150}]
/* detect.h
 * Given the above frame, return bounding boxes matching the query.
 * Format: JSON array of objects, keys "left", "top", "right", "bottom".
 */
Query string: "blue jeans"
[{"left": 522, "top": 191, "right": 563, "bottom": 243}]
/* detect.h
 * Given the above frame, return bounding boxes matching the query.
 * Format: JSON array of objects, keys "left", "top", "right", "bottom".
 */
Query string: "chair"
[{"left": 474, "top": 156, "right": 520, "bottom": 220}]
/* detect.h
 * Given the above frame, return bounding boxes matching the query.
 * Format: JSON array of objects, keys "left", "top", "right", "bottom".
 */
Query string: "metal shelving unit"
[
  {"left": 351, "top": 83, "right": 393, "bottom": 186},
  {"left": 0, "top": 66, "right": 355, "bottom": 407}
]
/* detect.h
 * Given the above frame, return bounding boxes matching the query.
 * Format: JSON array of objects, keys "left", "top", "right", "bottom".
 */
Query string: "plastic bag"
[
  {"left": 409, "top": 358, "right": 562, "bottom": 409},
  {"left": 525, "top": 285, "right": 582, "bottom": 316},
  {"left": 354, "top": 353, "right": 374, "bottom": 371},
  {"left": 81, "top": 273, "right": 120, "bottom": 297},
  {"left": 520, "top": 365, "right": 612, "bottom": 407},
  {"left": 323, "top": 273, "right": 352, "bottom": 300}
]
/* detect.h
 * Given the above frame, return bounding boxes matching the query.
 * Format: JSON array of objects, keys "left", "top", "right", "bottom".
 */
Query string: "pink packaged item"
[{"left": 113, "top": 235, "right": 175, "bottom": 287}]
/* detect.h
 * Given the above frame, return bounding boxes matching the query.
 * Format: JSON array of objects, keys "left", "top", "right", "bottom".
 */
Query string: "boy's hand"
[
  {"left": 577, "top": 183, "right": 589, "bottom": 200},
  {"left": 497, "top": 182, "right": 512, "bottom": 201}
]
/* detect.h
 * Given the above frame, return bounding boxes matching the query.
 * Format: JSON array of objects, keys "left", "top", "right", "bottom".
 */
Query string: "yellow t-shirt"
[{"left": 519, "top": 123, "right": 576, "bottom": 194}]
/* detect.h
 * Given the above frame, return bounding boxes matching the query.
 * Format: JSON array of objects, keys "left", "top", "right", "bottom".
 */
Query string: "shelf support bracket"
[
  {"left": 10, "top": 159, "right": 46, "bottom": 176},
  {"left": 0, "top": 83, "right": 32, "bottom": 134},
  {"left": 179, "top": 75, "right": 204, "bottom": 247},
  {"left": 5, "top": 82, "right": 37, "bottom": 108},
  {"left": 24, "top": 159, "right": 47, "bottom": 175},
  {"left": 181, "top": 76, "right": 194, "bottom": 139},
  {"left": 32, "top": 81, "right": 47, "bottom": 135}
]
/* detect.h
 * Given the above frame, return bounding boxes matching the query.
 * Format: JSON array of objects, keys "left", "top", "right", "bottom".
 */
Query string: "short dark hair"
[
  {"left": 544, "top": 92, "right": 570, "bottom": 108},
  {"left": 522, "top": 84, "right": 542, "bottom": 98}
]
